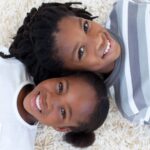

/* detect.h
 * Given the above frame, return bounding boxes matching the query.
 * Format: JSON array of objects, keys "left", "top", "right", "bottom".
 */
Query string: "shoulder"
[
  {"left": 0, "top": 54, "right": 29, "bottom": 82},
  {"left": 0, "top": 56, "right": 25, "bottom": 70}
]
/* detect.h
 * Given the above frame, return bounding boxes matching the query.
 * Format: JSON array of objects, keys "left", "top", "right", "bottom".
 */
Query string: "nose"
[
  {"left": 87, "top": 32, "right": 103, "bottom": 55},
  {"left": 95, "top": 32, "right": 103, "bottom": 50},
  {"left": 46, "top": 93, "right": 62, "bottom": 112}
]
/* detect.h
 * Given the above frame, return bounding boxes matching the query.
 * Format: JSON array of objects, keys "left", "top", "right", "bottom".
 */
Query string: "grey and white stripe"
[{"left": 106, "top": 0, "right": 150, "bottom": 124}]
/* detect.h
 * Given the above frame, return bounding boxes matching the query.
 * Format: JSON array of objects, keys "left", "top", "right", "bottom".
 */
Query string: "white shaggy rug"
[{"left": 0, "top": 0, "right": 150, "bottom": 150}]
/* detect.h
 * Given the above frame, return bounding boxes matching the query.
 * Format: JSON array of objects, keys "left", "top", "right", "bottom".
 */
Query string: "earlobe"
[{"left": 54, "top": 127, "right": 71, "bottom": 132}]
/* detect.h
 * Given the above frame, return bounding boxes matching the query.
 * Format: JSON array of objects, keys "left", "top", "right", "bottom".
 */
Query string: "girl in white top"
[{"left": 0, "top": 46, "right": 109, "bottom": 149}]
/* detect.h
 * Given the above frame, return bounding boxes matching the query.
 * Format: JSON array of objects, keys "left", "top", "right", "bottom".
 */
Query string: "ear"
[{"left": 54, "top": 127, "right": 71, "bottom": 132}]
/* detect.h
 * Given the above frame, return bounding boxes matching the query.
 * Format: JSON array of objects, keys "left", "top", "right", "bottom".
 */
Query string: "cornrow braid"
[{"left": 8, "top": 2, "right": 96, "bottom": 84}]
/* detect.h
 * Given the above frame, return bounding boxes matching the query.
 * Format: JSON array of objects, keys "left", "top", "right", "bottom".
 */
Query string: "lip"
[
  {"left": 98, "top": 32, "right": 112, "bottom": 59},
  {"left": 102, "top": 39, "right": 111, "bottom": 58},
  {"left": 36, "top": 94, "right": 42, "bottom": 112},
  {"left": 102, "top": 31, "right": 116, "bottom": 58},
  {"left": 31, "top": 93, "right": 43, "bottom": 113},
  {"left": 106, "top": 30, "right": 117, "bottom": 49}
]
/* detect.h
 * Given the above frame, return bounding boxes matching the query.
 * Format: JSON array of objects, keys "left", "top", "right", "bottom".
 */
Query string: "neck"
[{"left": 17, "top": 84, "right": 37, "bottom": 125}]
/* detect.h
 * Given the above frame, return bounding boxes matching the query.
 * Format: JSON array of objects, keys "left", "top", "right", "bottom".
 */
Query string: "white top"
[{"left": 0, "top": 46, "right": 37, "bottom": 150}]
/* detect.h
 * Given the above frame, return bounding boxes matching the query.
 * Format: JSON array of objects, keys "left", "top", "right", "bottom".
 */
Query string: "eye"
[
  {"left": 83, "top": 20, "right": 89, "bottom": 33},
  {"left": 60, "top": 107, "right": 66, "bottom": 119},
  {"left": 78, "top": 46, "right": 85, "bottom": 60},
  {"left": 57, "top": 82, "right": 63, "bottom": 94}
]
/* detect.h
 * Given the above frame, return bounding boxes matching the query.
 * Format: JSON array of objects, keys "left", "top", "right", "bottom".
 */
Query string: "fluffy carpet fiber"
[{"left": 0, "top": 0, "right": 150, "bottom": 149}]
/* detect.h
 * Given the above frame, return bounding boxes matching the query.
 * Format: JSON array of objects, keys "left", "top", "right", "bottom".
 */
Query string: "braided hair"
[{"left": 0, "top": 2, "right": 96, "bottom": 84}]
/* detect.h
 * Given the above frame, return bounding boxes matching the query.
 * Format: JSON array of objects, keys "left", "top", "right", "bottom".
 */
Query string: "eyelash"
[
  {"left": 83, "top": 20, "right": 89, "bottom": 33},
  {"left": 60, "top": 107, "right": 66, "bottom": 119},
  {"left": 78, "top": 46, "right": 85, "bottom": 60},
  {"left": 57, "top": 82, "right": 63, "bottom": 94},
  {"left": 77, "top": 20, "right": 89, "bottom": 60}
]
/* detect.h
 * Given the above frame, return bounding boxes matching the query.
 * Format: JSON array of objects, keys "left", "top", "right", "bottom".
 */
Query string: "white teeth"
[
  {"left": 103, "top": 40, "right": 111, "bottom": 55},
  {"left": 36, "top": 95, "right": 41, "bottom": 111}
]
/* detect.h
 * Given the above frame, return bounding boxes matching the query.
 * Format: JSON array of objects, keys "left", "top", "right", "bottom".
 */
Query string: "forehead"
[
  {"left": 57, "top": 16, "right": 80, "bottom": 32},
  {"left": 55, "top": 16, "right": 82, "bottom": 49},
  {"left": 67, "top": 75, "right": 95, "bottom": 95},
  {"left": 54, "top": 16, "right": 84, "bottom": 66},
  {"left": 66, "top": 76, "right": 97, "bottom": 123}
]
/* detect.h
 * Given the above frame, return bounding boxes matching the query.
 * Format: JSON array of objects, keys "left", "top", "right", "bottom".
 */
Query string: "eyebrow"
[
  {"left": 79, "top": 18, "right": 83, "bottom": 30},
  {"left": 72, "top": 43, "right": 79, "bottom": 61},
  {"left": 68, "top": 105, "right": 72, "bottom": 121},
  {"left": 65, "top": 79, "right": 69, "bottom": 92},
  {"left": 71, "top": 18, "right": 83, "bottom": 61},
  {"left": 65, "top": 79, "right": 72, "bottom": 120}
]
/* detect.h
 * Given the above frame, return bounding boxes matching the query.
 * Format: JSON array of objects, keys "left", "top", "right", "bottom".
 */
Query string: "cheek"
[
  {"left": 40, "top": 109, "right": 61, "bottom": 126},
  {"left": 84, "top": 57, "right": 101, "bottom": 70},
  {"left": 23, "top": 94, "right": 32, "bottom": 112},
  {"left": 96, "top": 23, "right": 105, "bottom": 31},
  {"left": 115, "top": 43, "right": 121, "bottom": 58}
]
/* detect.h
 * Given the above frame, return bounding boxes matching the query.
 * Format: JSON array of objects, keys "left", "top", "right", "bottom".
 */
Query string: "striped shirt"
[{"left": 105, "top": 0, "right": 150, "bottom": 124}]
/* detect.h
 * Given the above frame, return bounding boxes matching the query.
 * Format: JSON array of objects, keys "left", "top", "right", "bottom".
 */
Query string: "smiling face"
[
  {"left": 23, "top": 76, "right": 96, "bottom": 131},
  {"left": 55, "top": 16, "right": 121, "bottom": 73}
]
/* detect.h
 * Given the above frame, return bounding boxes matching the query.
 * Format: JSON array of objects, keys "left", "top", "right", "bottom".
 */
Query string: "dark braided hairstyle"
[{"left": 0, "top": 2, "right": 97, "bottom": 84}]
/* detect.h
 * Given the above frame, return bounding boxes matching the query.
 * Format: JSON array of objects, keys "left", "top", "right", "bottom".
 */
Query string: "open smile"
[
  {"left": 102, "top": 40, "right": 111, "bottom": 57},
  {"left": 98, "top": 32, "right": 112, "bottom": 59},
  {"left": 35, "top": 94, "right": 42, "bottom": 112},
  {"left": 101, "top": 31, "right": 117, "bottom": 59},
  {"left": 31, "top": 92, "right": 45, "bottom": 113}
]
